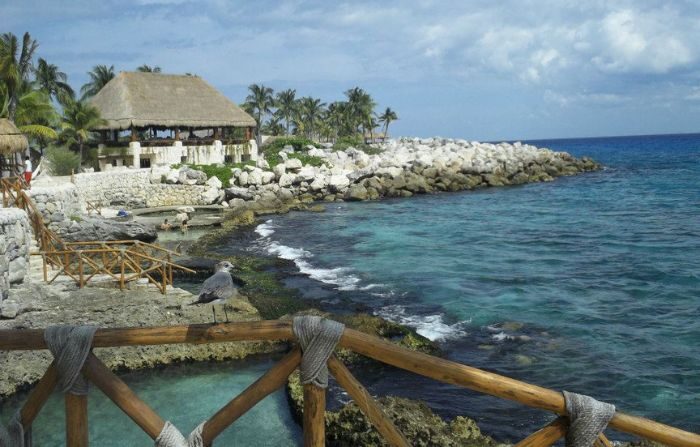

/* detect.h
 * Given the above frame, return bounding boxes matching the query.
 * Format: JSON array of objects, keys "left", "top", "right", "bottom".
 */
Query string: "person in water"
[
  {"left": 160, "top": 219, "right": 172, "bottom": 231},
  {"left": 181, "top": 219, "right": 189, "bottom": 234}
]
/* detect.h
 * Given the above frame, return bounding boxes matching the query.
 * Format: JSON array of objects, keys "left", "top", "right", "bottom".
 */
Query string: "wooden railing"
[
  {"left": 1, "top": 177, "right": 195, "bottom": 293},
  {"left": 1, "top": 321, "right": 698, "bottom": 447}
]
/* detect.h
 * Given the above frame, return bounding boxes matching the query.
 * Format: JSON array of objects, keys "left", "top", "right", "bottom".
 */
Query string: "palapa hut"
[
  {"left": 0, "top": 119, "right": 29, "bottom": 177},
  {"left": 89, "top": 72, "right": 257, "bottom": 170}
]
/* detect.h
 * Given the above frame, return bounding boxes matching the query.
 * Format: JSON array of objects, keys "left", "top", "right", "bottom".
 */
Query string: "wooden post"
[
  {"left": 201, "top": 349, "right": 301, "bottom": 444},
  {"left": 245, "top": 127, "right": 252, "bottom": 140},
  {"left": 119, "top": 251, "right": 125, "bottom": 290},
  {"left": 327, "top": 356, "right": 409, "bottom": 446},
  {"left": 78, "top": 252, "right": 84, "bottom": 288},
  {"left": 83, "top": 354, "right": 165, "bottom": 439},
  {"left": 161, "top": 261, "right": 167, "bottom": 294},
  {"left": 175, "top": 128, "right": 180, "bottom": 141},
  {"left": 303, "top": 384, "right": 325, "bottom": 447},
  {"left": 65, "top": 393, "right": 88, "bottom": 446},
  {"left": 130, "top": 125, "right": 137, "bottom": 142}
]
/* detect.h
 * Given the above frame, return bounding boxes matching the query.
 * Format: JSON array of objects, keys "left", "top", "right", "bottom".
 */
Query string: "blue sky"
[{"left": 5, "top": 0, "right": 700, "bottom": 140}]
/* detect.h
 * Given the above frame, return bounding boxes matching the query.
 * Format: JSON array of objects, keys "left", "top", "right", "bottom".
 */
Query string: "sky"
[{"left": 4, "top": 0, "right": 700, "bottom": 140}]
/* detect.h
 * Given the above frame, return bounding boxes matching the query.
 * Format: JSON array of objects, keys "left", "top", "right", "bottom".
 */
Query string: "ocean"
[{"left": 248, "top": 133, "right": 700, "bottom": 441}]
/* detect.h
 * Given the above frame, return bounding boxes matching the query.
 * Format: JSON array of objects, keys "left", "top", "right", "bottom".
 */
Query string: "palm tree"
[
  {"left": 275, "top": 89, "right": 296, "bottom": 135},
  {"left": 378, "top": 107, "right": 398, "bottom": 138},
  {"left": 34, "top": 58, "right": 74, "bottom": 105},
  {"left": 60, "top": 99, "right": 105, "bottom": 166},
  {"left": 137, "top": 65, "right": 161, "bottom": 73},
  {"left": 344, "top": 87, "right": 375, "bottom": 135},
  {"left": 80, "top": 64, "right": 115, "bottom": 99},
  {"left": 262, "top": 115, "right": 285, "bottom": 136},
  {"left": 0, "top": 32, "right": 39, "bottom": 121},
  {"left": 244, "top": 84, "right": 274, "bottom": 143},
  {"left": 296, "top": 97, "right": 326, "bottom": 140}
]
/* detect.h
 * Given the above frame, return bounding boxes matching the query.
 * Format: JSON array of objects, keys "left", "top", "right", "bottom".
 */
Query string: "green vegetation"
[
  {"left": 243, "top": 83, "right": 399, "bottom": 145},
  {"left": 258, "top": 136, "right": 326, "bottom": 168},
  {"left": 45, "top": 146, "right": 80, "bottom": 175},
  {"left": 80, "top": 64, "right": 114, "bottom": 99}
]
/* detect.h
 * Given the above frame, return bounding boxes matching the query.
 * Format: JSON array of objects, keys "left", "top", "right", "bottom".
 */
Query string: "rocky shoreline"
[{"left": 222, "top": 138, "right": 600, "bottom": 209}]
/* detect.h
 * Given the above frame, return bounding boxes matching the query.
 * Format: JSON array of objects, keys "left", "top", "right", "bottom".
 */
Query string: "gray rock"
[
  {"left": 56, "top": 217, "right": 157, "bottom": 243},
  {"left": 224, "top": 187, "right": 254, "bottom": 201},
  {"left": 1, "top": 301, "right": 19, "bottom": 319},
  {"left": 345, "top": 184, "right": 368, "bottom": 201}
]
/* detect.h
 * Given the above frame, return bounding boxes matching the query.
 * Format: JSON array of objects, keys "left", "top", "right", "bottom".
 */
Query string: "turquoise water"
[
  {"left": 246, "top": 134, "right": 700, "bottom": 440},
  {"left": 0, "top": 357, "right": 301, "bottom": 446}
]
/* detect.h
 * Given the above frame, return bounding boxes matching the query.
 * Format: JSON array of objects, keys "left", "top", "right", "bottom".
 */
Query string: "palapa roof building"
[
  {"left": 0, "top": 119, "right": 29, "bottom": 156},
  {"left": 89, "top": 72, "right": 256, "bottom": 131}
]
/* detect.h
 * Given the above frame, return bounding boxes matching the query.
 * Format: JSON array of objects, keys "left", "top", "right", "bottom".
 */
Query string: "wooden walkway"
[
  {"left": 0, "top": 321, "right": 698, "bottom": 446},
  {"left": 1, "top": 177, "right": 194, "bottom": 293}
]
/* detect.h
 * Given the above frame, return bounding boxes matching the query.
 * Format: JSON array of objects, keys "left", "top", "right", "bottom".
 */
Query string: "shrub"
[
  {"left": 264, "top": 136, "right": 315, "bottom": 153},
  {"left": 45, "top": 146, "right": 80, "bottom": 176}
]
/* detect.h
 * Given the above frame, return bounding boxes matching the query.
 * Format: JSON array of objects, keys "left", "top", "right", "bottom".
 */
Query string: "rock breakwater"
[{"left": 227, "top": 138, "right": 600, "bottom": 206}]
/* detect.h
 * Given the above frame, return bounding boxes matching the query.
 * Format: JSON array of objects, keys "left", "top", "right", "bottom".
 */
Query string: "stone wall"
[
  {"left": 72, "top": 169, "right": 214, "bottom": 208},
  {"left": 28, "top": 183, "right": 82, "bottom": 223},
  {"left": 0, "top": 208, "right": 31, "bottom": 299}
]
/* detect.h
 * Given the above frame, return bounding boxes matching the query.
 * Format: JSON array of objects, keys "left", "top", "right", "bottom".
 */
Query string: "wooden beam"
[
  {"left": 0, "top": 321, "right": 294, "bottom": 350},
  {"left": 200, "top": 349, "right": 301, "bottom": 444},
  {"left": 303, "top": 384, "right": 326, "bottom": 447},
  {"left": 65, "top": 393, "right": 89, "bottom": 447},
  {"left": 82, "top": 354, "right": 165, "bottom": 439},
  {"left": 20, "top": 362, "right": 59, "bottom": 427},
  {"left": 514, "top": 417, "right": 567, "bottom": 447},
  {"left": 328, "top": 356, "right": 409, "bottom": 447}
]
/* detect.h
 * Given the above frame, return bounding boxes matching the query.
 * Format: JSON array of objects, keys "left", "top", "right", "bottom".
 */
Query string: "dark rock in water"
[
  {"left": 345, "top": 184, "right": 369, "bottom": 201},
  {"left": 287, "top": 371, "right": 503, "bottom": 447},
  {"left": 54, "top": 216, "right": 158, "bottom": 243}
]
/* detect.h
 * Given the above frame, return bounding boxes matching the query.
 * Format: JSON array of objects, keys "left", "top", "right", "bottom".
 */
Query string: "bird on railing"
[{"left": 189, "top": 261, "right": 237, "bottom": 323}]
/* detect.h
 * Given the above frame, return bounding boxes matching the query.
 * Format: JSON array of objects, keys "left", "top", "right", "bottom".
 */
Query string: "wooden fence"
[
  {"left": 1, "top": 321, "right": 698, "bottom": 447},
  {"left": 1, "top": 177, "right": 194, "bottom": 293}
]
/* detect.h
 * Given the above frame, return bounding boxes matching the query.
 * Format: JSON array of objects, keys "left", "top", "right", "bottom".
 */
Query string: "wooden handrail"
[
  {"left": 338, "top": 328, "right": 700, "bottom": 447},
  {"left": 1, "top": 321, "right": 698, "bottom": 446},
  {"left": 0, "top": 321, "right": 295, "bottom": 351}
]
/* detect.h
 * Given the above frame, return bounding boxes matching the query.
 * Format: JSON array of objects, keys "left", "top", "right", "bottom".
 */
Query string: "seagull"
[{"left": 190, "top": 261, "right": 237, "bottom": 323}]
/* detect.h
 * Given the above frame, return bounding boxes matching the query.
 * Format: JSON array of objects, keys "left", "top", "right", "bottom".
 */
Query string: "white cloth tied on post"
[
  {"left": 292, "top": 315, "right": 345, "bottom": 388},
  {"left": 154, "top": 421, "right": 204, "bottom": 447},
  {"left": 44, "top": 325, "right": 98, "bottom": 395},
  {"left": 563, "top": 390, "right": 616, "bottom": 447}
]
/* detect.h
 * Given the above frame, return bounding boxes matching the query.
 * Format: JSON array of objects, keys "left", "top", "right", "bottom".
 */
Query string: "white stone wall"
[
  {"left": 28, "top": 183, "right": 82, "bottom": 223},
  {"left": 0, "top": 208, "right": 31, "bottom": 299},
  {"left": 97, "top": 140, "right": 257, "bottom": 170},
  {"left": 72, "top": 169, "right": 213, "bottom": 208}
]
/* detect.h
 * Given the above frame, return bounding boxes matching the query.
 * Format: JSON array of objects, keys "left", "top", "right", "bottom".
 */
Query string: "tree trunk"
[{"left": 78, "top": 137, "right": 83, "bottom": 169}]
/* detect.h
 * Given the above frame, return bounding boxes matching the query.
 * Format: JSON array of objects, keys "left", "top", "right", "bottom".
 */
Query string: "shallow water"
[
  {"left": 0, "top": 357, "right": 301, "bottom": 446},
  {"left": 244, "top": 134, "right": 700, "bottom": 441}
]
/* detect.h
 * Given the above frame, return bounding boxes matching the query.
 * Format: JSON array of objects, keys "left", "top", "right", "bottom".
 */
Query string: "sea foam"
[{"left": 375, "top": 305, "right": 470, "bottom": 342}]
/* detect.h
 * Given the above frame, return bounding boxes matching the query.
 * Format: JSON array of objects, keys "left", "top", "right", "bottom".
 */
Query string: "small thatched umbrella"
[{"left": 0, "top": 119, "right": 28, "bottom": 156}]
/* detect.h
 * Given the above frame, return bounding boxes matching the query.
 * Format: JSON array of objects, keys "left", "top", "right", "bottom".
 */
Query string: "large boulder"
[
  {"left": 205, "top": 175, "right": 222, "bottom": 189},
  {"left": 285, "top": 158, "right": 303, "bottom": 171},
  {"left": 54, "top": 217, "right": 157, "bottom": 243},
  {"left": 224, "top": 187, "right": 254, "bottom": 201},
  {"left": 328, "top": 174, "right": 350, "bottom": 192},
  {"left": 345, "top": 184, "right": 368, "bottom": 201},
  {"left": 178, "top": 167, "right": 207, "bottom": 185},
  {"left": 278, "top": 173, "right": 295, "bottom": 188}
]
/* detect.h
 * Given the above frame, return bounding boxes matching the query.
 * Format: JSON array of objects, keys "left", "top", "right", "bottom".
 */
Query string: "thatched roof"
[
  {"left": 0, "top": 119, "right": 29, "bottom": 156},
  {"left": 88, "top": 72, "right": 257, "bottom": 130}
]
